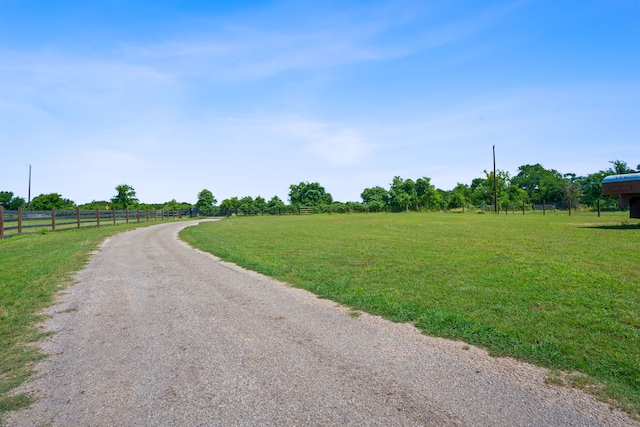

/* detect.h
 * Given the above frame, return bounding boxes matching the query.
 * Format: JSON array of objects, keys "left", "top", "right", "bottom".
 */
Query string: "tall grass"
[{"left": 180, "top": 212, "right": 640, "bottom": 417}]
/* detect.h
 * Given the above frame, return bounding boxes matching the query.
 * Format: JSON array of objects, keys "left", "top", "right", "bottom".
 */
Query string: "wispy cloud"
[{"left": 275, "top": 119, "right": 374, "bottom": 166}]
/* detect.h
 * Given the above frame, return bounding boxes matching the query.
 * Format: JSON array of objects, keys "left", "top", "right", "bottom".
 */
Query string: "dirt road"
[{"left": 5, "top": 220, "right": 638, "bottom": 426}]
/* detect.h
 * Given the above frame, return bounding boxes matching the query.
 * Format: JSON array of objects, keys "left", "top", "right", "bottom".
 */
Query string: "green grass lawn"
[
  {"left": 180, "top": 212, "right": 640, "bottom": 417},
  {"left": 0, "top": 221, "right": 182, "bottom": 417}
]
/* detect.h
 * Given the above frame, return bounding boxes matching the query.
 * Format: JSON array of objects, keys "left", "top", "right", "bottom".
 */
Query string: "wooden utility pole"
[
  {"left": 493, "top": 145, "right": 497, "bottom": 213},
  {"left": 27, "top": 164, "right": 32, "bottom": 211}
]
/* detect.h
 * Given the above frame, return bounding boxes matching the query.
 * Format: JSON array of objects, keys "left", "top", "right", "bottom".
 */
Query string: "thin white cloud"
[
  {"left": 308, "top": 129, "right": 373, "bottom": 166},
  {"left": 274, "top": 119, "right": 373, "bottom": 165}
]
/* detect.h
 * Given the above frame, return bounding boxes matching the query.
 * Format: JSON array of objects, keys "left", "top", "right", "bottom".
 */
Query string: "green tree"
[
  {"left": 0, "top": 191, "right": 26, "bottom": 210},
  {"left": 561, "top": 175, "right": 581, "bottom": 209},
  {"left": 608, "top": 160, "right": 635, "bottom": 175},
  {"left": 254, "top": 196, "right": 267, "bottom": 215},
  {"left": 219, "top": 197, "right": 239, "bottom": 216},
  {"left": 389, "top": 176, "right": 412, "bottom": 212},
  {"left": 361, "top": 186, "right": 389, "bottom": 212},
  {"left": 578, "top": 160, "right": 636, "bottom": 209},
  {"left": 31, "top": 193, "right": 76, "bottom": 210},
  {"left": 288, "top": 182, "right": 332, "bottom": 207},
  {"left": 238, "top": 196, "right": 255, "bottom": 215},
  {"left": 416, "top": 177, "right": 440, "bottom": 210},
  {"left": 511, "top": 164, "right": 564, "bottom": 204},
  {"left": 110, "top": 184, "right": 139, "bottom": 209},
  {"left": 447, "top": 183, "right": 470, "bottom": 209},
  {"left": 196, "top": 189, "right": 217, "bottom": 216},
  {"left": 163, "top": 199, "right": 191, "bottom": 211},
  {"left": 78, "top": 200, "right": 110, "bottom": 210},
  {"left": 266, "top": 196, "right": 286, "bottom": 215}
]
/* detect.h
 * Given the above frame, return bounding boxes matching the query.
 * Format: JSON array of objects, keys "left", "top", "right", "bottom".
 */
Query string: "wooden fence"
[{"left": 0, "top": 207, "right": 193, "bottom": 239}]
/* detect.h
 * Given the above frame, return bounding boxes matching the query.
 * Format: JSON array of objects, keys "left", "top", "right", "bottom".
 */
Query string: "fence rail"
[{"left": 0, "top": 207, "right": 194, "bottom": 239}]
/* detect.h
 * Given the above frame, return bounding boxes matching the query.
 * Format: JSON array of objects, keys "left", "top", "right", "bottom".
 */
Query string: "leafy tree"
[
  {"left": 389, "top": 176, "right": 412, "bottom": 212},
  {"left": 78, "top": 200, "right": 111, "bottom": 210},
  {"left": 267, "top": 196, "right": 286, "bottom": 215},
  {"left": 110, "top": 184, "right": 139, "bottom": 209},
  {"left": 31, "top": 193, "right": 75, "bottom": 210},
  {"left": 238, "top": 196, "right": 255, "bottom": 215},
  {"left": 578, "top": 160, "right": 636, "bottom": 209},
  {"left": 254, "top": 196, "right": 267, "bottom": 215},
  {"left": 163, "top": 199, "right": 192, "bottom": 211},
  {"left": 402, "top": 179, "right": 418, "bottom": 210},
  {"left": 196, "top": 189, "right": 217, "bottom": 216},
  {"left": 219, "top": 197, "right": 239, "bottom": 216},
  {"left": 416, "top": 177, "right": 441, "bottom": 210},
  {"left": 361, "top": 186, "right": 389, "bottom": 212},
  {"left": 0, "top": 191, "right": 26, "bottom": 210},
  {"left": 447, "top": 183, "right": 470, "bottom": 209},
  {"left": 511, "top": 164, "right": 564, "bottom": 204},
  {"left": 504, "top": 182, "right": 528, "bottom": 211},
  {"left": 608, "top": 160, "right": 635, "bottom": 175},
  {"left": 288, "top": 182, "right": 332, "bottom": 207},
  {"left": 561, "top": 175, "right": 581, "bottom": 209}
]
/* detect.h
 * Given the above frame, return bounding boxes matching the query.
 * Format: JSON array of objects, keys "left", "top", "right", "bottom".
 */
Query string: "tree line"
[{"left": 1, "top": 160, "right": 638, "bottom": 215}]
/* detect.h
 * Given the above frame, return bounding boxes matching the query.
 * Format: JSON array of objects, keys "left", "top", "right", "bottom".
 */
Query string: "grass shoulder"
[{"left": 180, "top": 212, "right": 640, "bottom": 418}]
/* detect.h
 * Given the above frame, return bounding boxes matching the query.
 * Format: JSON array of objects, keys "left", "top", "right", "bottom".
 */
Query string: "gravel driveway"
[{"left": 5, "top": 219, "right": 638, "bottom": 426}]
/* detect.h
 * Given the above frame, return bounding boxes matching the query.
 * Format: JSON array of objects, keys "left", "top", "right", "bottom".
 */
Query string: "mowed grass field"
[{"left": 180, "top": 212, "right": 640, "bottom": 417}]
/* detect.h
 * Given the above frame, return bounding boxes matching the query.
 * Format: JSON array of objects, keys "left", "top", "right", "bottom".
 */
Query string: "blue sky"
[{"left": 1, "top": 0, "right": 639, "bottom": 205}]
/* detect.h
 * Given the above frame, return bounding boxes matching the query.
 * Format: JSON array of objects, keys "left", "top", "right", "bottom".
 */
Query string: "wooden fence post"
[
  {"left": 0, "top": 206, "right": 4, "bottom": 240},
  {"left": 146, "top": 210, "right": 149, "bottom": 222},
  {"left": 543, "top": 200, "right": 546, "bottom": 216},
  {"left": 598, "top": 198, "right": 601, "bottom": 217},
  {"left": 18, "top": 207, "right": 23, "bottom": 235},
  {"left": 96, "top": 208, "right": 100, "bottom": 227},
  {"left": 77, "top": 208, "right": 81, "bottom": 229},
  {"left": 51, "top": 209, "right": 56, "bottom": 232},
  {"left": 126, "top": 209, "right": 129, "bottom": 224},
  {"left": 137, "top": 209, "right": 140, "bottom": 223},
  {"left": 112, "top": 209, "right": 116, "bottom": 226},
  {"left": 154, "top": 210, "right": 157, "bottom": 222},
  {"left": 522, "top": 200, "right": 525, "bottom": 215}
]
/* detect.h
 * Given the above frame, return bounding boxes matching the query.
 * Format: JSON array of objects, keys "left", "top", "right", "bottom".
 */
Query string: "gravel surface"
[{"left": 5, "top": 219, "right": 638, "bottom": 426}]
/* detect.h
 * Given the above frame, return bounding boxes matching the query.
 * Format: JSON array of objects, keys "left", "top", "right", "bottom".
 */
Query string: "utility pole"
[
  {"left": 26, "top": 164, "right": 32, "bottom": 211},
  {"left": 493, "top": 145, "right": 497, "bottom": 213}
]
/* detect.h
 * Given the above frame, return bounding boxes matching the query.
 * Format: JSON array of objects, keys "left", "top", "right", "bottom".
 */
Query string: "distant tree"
[
  {"left": 163, "top": 199, "right": 191, "bottom": 211},
  {"left": 219, "top": 197, "right": 239, "bottom": 216},
  {"left": 288, "top": 182, "right": 332, "bottom": 207},
  {"left": 608, "top": 160, "right": 635, "bottom": 175},
  {"left": 402, "top": 179, "right": 417, "bottom": 210},
  {"left": 31, "top": 193, "right": 75, "bottom": 210},
  {"left": 110, "top": 184, "right": 139, "bottom": 209},
  {"left": 196, "top": 189, "right": 217, "bottom": 216},
  {"left": 416, "top": 177, "right": 440, "bottom": 210},
  {"left": 238, "top": 196, "right": 255, "bottom": 215},
  {"left": 361, "top": 186, "right": 389, "bottom": 212},
  {"left": 561, "top": 175, "right": 581, "bottom": 209},
  {"left": 511, "top": 164, "right": 566, "bottom": 204},
  {"left": 578, "top": 160, "right": 636, "bottom": 209},
  {"left": 254, "top": 196, "right": 267, "bottom": 215},
  {"left": 0, "top": 191, "right": 26, "bottom": 210},
  {"left": 266, "top": 196, "right": 286, "bottom": 215},
  {"left": 388, "top": 176, "right": 408, "bottom": 212},
  {"left": 78, "top": 200, "right": 110, "bottom": 210},
  {"left": 447, "top": 183, "right": 470, "bottom": 209}
]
